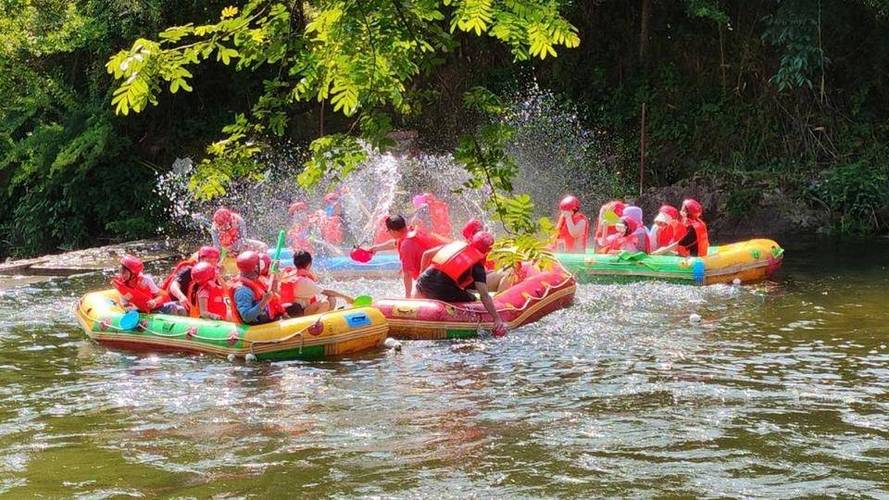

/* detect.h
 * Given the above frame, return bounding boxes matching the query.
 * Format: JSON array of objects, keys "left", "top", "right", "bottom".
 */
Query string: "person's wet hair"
[
  {"left": 385, "top": 215, "right": 407, "bottom": 231},
  {"left": 285, "top": 302, "right": 304, "bottom": 318},
  {"left": 292, "top": 250, "right": 313, "bottom": 269}
]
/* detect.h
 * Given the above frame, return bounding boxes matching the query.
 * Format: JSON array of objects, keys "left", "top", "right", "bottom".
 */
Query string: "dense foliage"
[{"left": 4, "top": 0, "right": 889, "bottom": 258}]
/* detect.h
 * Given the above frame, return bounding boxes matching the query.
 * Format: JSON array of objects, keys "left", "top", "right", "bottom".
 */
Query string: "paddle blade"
[
  {"left": 350, "top": 247, "right": 373, "bottom": 263},
  {"left": 353, "top": 295, "right": 373, "bottom": 307}
]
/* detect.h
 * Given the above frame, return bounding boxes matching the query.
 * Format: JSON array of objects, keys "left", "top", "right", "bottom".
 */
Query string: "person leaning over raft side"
[
  {"left": 210, "top": 207, "right": 269, "bottom": 255},
  {"left": 414, "top": 232, "right": 507, "bottom": 336},
  {"left": 279, "top": 250, "right": 354, "bottom": 315},
  {"left": 113, "top": 255, "right": 185, "bottom": 315},
  {"left": 162, "top": 246, "right": 221, "bottom": 308},
  {"left": 360, "top": 215, "right": 450, "bottom": 298}
]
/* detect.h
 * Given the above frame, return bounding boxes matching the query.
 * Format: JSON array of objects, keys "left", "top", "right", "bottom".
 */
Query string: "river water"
[{"left": 0, "top": 237, "right": 886, "bottom": 497}]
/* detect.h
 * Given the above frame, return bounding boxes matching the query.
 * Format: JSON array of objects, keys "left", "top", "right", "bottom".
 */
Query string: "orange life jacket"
[
  {"left": 279, "top": 268, "right": 319, "bottom": 305},
  {"left": 678, "top": 218, "right": 709, "bottom": 257},
  {"left": 112, "top": 276, "right": 167, "bottom": 313},
  {"left": 428, "top": 199, "right": 453, "bottom": 238},
  {"left": 227, "top": 276, "right": 285, "bottom": 324},
  {"left": 187, "top": 281, "right": 228, "bottom": 319},
  {"left": 557, "top": 211, "right": 590, "bottom": 253},
  {"left": 430, "top": 241, "right": 486, "bottom": 289},
  {"left": 160, "top": 258, "right": 196, "bottom": 291}
]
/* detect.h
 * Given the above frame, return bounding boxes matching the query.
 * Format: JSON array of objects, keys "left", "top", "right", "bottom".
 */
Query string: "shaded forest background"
[{"left": 3, "top": 0, "right": 889, "bottom": 258}]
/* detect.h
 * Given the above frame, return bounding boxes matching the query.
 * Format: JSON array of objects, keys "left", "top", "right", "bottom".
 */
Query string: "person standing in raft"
[
  {"left": 360, "top": 215, "right": 450, "bottom": 298},
  {"left": 414, "top": 232, "right": 507, "bottom": 336},
  {"left": 554, "top": 195, "right": 590, "bottom": 253},
  {"left": 228, "top": 251, "right": 287, "bottom": 325},
  {"left": 186, "top": 262, "right": 229, "bottom": 320},
  {"left": 210, "top": 207, "right": 268, "bottom": 255},
  {"left": 162, "top": 246, "right": 221, "bottom": 309},
  {"left": 280, "top": 250, "right": 354, "bottom": 314},
  {"left": 113, "top": 256, "right": 185, "bottom": 315}
]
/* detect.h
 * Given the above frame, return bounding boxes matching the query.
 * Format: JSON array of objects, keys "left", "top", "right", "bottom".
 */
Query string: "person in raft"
[
  {"left": 210, "top": 207, "right": 268, "bottom": 255},
  {"left": 648, "top": 205, "right": 686, "bottom": 255},
  {"left": 554, "top": 195, "right": 590, "bottom": 253},
  {"left": 287, "top": 201, "right": 313, "bottom": 252},
  {"left": 414, "top": 232, "right": 507, "bottom": 336},
  {"left": 186, "top": 261, "right": 229, "bottom": 320},
  {"left": 604, "top": 216, "right": 643, "bottom": 254},
  {"left": 594, "top": 200, "right": 626, "bottom": 250},
  {"left": 279, "top": 250, "right": 354, "bottom": 314},
  {"left": 677, "top": 198, "right": 710, "bottom": 257},
  {"left": 228, "top": 251, "right": 293, "bottom": 324},
  {"left": 360, "top": 215, "right": 450, "bottom": 298},
  {"left": 162, "top": 246, "right": 221, "bottom": 308},
  {"left": 410, "top": 192, "right": 453, "bottom": 239},
  {"left": 113, "top": 256, "right": 185, "bottom": 315},
  {"left": 622, "top": 205, "right": 651, "bottom": 253}
]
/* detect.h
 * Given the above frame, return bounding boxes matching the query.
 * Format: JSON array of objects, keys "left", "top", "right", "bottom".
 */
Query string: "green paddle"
[
  {"left": 270, "top": 229, "right": 286, "bottom": 273},
  {"left": 353, "top": 295, "right": 373, "bottom": 307}
]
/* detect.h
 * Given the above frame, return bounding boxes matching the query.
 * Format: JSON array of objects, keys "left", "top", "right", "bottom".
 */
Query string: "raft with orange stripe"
[
  {"left": 74, "top": 289, "right": 388, "bottom": 361},
  {"left": 375, "top": 269, "right": 576, "bottom": 340}
]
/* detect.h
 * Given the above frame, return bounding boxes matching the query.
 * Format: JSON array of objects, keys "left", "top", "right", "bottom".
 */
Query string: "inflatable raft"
[
  {"left": 559, "top": 238, "right": 784, "bottom": 285},
  {"left": 376, "top": 269, "right": 576, "bottom": 340},
  {"left": 75, "top": 290, "right": 388, "bottom": 361},
  {"left": 221, "top": 250, "right": 401, "bottom": 279}
]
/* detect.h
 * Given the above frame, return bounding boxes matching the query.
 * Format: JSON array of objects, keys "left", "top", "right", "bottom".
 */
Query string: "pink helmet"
[
  {"left": 191, "top": 261, "right": 216, "bottom": 284},
  {"left": 198, "top": 246, "right": 220, "bottom": 261},
  {"left": 559, "top": 195, "right": 581, "bottom": 211},
  {"left": 470, "top": 231, "right": 495, "bottom": 254},
  {"left": 682, "top": 199, "right": 703, "bottom": 218},
  {"left": 120, "top": 255, "right": 144, "bottom": 275},
  {"left": 213, "top": 208, "right": 233, "bottom": 226},
  {"left": 462, "top": 219, "right": 483, "bottom": 240}
]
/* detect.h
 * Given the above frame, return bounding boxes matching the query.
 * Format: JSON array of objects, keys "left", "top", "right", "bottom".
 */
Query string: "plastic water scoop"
[
  {"left": 118, "top": 310, "right": 140, "bottom": 331},
  {"left": 270, "top": 230, "right": 286, "bottom": 273},
  {"left": 602, "top": 209, "right": 620, "bottom": 224},
  {"left": 350, "top": 247, "right": 373, "bottom": 263},
  {"left": 353, "top": 295, "right": 373, "bottom": 307}
]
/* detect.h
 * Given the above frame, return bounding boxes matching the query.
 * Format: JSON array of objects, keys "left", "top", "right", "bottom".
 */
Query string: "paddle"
[
  {"left": 353, "top": 295, "right": 373, "bottom": 307},
  {"left": 270, "top": 229, "right": 286, "bottom": 273}
]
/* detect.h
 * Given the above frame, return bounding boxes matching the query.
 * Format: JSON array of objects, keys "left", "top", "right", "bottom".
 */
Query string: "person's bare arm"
[
  {"left": 169, "top": 280, "right": 187, "bottom": 303},
  {"left": 369, "top": 239, "right": 396, "bottom": 252},
  {"left": 322, "top": 289, "right": 354, "bottom": 303},
  {"left": 402, "top": 273, "right": 413, "bottom": 299},
  {"left": 419, "top": 245, "right": 444, "bottom": 273},
  {"left": 474, "top": 281, "right": 505, "bottom": 333}
]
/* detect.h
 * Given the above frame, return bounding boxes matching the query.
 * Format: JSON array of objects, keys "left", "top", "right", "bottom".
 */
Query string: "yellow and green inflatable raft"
[
  {"left": 558, "top": 238, "right": 784, "bottom": 285},
  {"left": 75, "top": 290, "right": 388, "bottom": 361}
]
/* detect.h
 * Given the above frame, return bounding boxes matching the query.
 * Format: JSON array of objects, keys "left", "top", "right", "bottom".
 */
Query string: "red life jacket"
[
  {"left": 187, "top": 281, "right": 228, "bottom": 319},
  {"left": 279, "top": 268, "right": 319, "bottom": 305},
  {"left": 287, "top": 224, "right": 313, "bottom": 253},
  {"left": 226, "top": 276, "right": 285, "bottom": 324},
  {"left": 430, "top": 241, "right": 485, "bottom": 289},
  {"left": 428, "top": 199, "right": 453, "bottom": 238},
  {"left": 320, "top": 215, "right": 344, "bottom": 245},
  {"left": 678, "top": 218, "right": 709, "bottom": 257},
  {"left": 557, "top": 211, "right": 590, "bottom": 253},
  {"left": 112, "top": 276, "right": 166, "bottom": 313},
  {"left": 160, "top": 258, "right": 196, "bottom": 291}
]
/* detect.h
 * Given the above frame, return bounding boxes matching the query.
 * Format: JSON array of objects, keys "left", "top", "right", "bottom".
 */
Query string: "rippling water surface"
[{"left": 0, "top": 238, "right": 887, "bottom": 497}]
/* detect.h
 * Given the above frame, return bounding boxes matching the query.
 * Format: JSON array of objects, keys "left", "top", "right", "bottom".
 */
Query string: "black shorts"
[{"left": 415, "top": 268, "right": 478, "bottom": 303}]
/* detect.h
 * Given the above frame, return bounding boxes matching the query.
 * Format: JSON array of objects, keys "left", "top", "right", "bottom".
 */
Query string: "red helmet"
[
  {"left": 462, "top": 219, "right": 483, "bottom": 240},
  {"left": 470, "top": 231, "right": 495, "bottom": 254},
  {"left": 682, "top": 199, "right": 703, "bottom": 218},
  {"left": 613, "top": 201, "right": 626, "bottom": 216},
  {"left": 120, "top": 255, "right": 144, "bottom": 276},
  {"left": 213, "top": 208, "right": 233, "bottom": 226},
  {"left": 559, "top": 195, "right": 581, "bottom": 211},
  {"left": 659, "top": 205, "right": 680, "bottom": 220},
  {"left": 191, "top": 261, "right": 216, "bottom": 284},
  {"left": 258, "top": 253, "right": 271, "bottom": 276},
  {"left": 198, "top": 246, "right": 220, "bottom": 261},
  {"left": 236, "top": 251, "right": 260, "bottom": 274},
  {"left": 288, "top": 201, "right": 308, "bottom": 215}
]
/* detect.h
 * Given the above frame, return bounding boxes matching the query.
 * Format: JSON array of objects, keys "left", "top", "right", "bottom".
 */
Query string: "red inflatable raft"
[{"left": 376, "top": 269, "right": 576, "bottom": 340}]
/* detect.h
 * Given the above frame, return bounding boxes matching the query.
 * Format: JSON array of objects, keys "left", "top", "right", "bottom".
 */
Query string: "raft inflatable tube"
[
  {"left": 376, "top": 269, "right": 576, "bottom": 340},
  {"left": 221, "top": 250, "right": 401, "bottom": 279},
  {"left": 558, "top": 238, "right": 784, "bottom": 285},
  {"left": 75, "top": 290, "right": 388, "bottom": 361}
]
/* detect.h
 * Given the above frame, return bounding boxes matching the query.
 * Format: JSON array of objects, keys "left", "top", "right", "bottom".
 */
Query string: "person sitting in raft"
[
  {"left": 280, "top": 250, "right": 354, "bottom": 315},
  {"left": 360, "top": 215, "right": 450, "bottom": 298},
  {"left": 414, "top": 232, "right": 507, "bottom": 336},
  {"left": 211, "top": 207, "right": 268, "bottom": 255},
  {"left": 228, "top": 251, "right": 288, "bottom": 325},
  {"left": 186, "top": 261, "right": 229, "bottom": 320},
  {"left": 677, "top": 198, "right": 710, "bottom": 257},
  {"left": 605, "top": 217, "right": 643, "bottom": 254},
  {"left": 649, "top": 205, "right": 686, "bottom": 255},
  {"left": 554, "top": 195, "right": 590, "bottom": 253},
  {"left": 594, "top": 200, "right": 625, "bottom": 251},
  {"left": 411, "top": 192, "right": 453, "bottom": 239},
  {"left": 163, "top": 246, "right": 221, "bottom": 308},
  {"left": 622, "top": 205, "right": 650, "bottom": 253},
  {"left": 113, "top": 256, "right": 185, "bottom": 315}
]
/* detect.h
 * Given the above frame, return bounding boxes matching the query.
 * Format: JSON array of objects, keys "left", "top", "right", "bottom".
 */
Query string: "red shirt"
[{"left": 397, "top": 228, "right": 439, "bottom": 279}]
